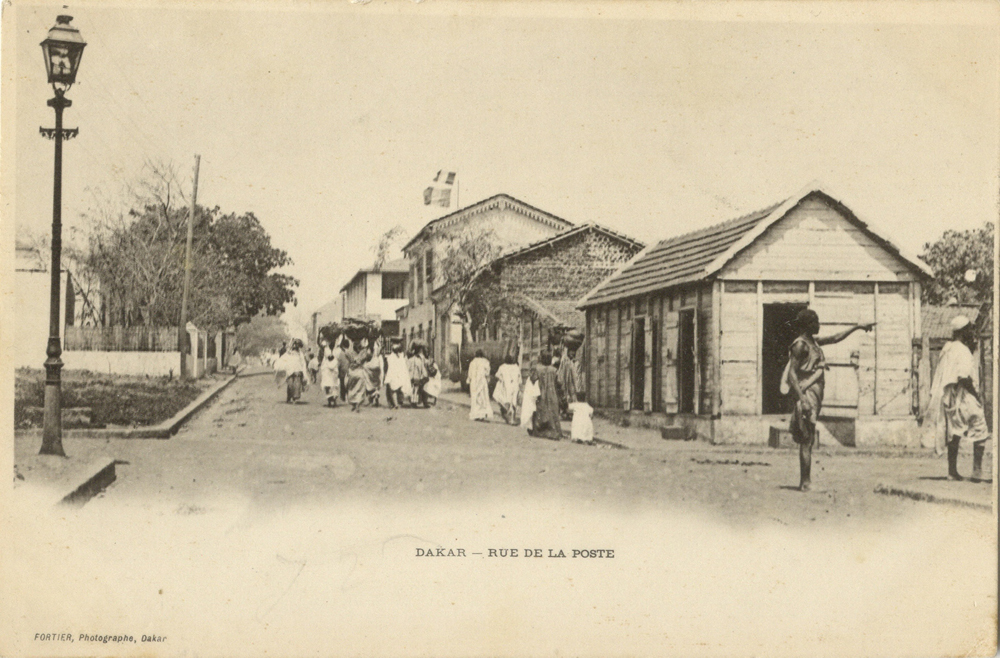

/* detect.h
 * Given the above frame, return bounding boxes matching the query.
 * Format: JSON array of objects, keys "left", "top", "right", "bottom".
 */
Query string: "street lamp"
[{"left": 38, "top": 15, "right": 86, "bottom": 456}]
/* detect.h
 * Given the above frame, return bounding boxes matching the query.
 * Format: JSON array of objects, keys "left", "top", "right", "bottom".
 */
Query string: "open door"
[
  {"left": 762, "top": 303, "right": 805, "bottom": 414},
  {"left": 678, "top": 309, "right": 696, "bottom": 413}
]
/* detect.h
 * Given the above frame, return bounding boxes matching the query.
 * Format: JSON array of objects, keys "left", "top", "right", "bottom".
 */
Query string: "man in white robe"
[
  {"left": 925, "top": 315, "right": 991, "bottom": 481},
  {"left": 467, "top": 350, "right": 494, "bottom": 421}
]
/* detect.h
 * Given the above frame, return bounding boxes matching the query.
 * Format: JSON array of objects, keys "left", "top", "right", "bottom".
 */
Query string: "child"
[
  {"left": 519, "top": 362, "right": 541, "bottom": 433},
  {"left": 424, "top": 359, "right": 442, "bottom": 404},
  {"left": 568, "top": 391, "right": 594, "bottom": 443}
]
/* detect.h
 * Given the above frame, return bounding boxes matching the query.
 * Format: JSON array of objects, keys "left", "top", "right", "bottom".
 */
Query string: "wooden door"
[{"left": 661, "top": 311, "right": 679, "bottom": 413}]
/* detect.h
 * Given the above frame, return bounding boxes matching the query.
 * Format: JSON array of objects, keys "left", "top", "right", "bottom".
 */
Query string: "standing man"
[
  {"left": 786, "top": 309, "right": 873, "bottom": 491},
  {"left": 926, "top": 315, "right": 991, "bottom": 481}
]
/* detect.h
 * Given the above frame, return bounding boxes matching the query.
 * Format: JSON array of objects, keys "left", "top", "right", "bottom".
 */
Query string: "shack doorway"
[
  {"left": 762, "top": 303, "right": 807, "bottom": 414},
  {"left": 678, "top": 309, "right": 696, "bottom": 413},
  {"left": 631, "top": 317, "right": 645, "bottom": 411}
]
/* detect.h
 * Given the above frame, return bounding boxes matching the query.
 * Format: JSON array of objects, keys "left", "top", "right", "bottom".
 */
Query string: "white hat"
[{"left": 950, "top": 315, "right": 971, "bottom": 332}]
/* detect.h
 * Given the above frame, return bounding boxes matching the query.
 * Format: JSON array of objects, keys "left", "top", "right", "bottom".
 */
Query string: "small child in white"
[{"left": 568, "top": 391, "right": 594, "bottom": 442}]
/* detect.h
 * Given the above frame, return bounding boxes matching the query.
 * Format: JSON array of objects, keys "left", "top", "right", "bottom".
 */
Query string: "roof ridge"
[{"left": 649, "top": 200, "right": 785, "bottom": 249}]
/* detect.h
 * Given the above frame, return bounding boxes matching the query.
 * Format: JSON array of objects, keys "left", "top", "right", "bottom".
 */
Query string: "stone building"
[
  {"left": 578, "top": 184, "right": 933, "bottom": 447},
  {"left": 399, "top": 194, "right": 574, "bottom": 368},
  {"left": 473, "top": 224, "right": 644, "bottom": 364}
]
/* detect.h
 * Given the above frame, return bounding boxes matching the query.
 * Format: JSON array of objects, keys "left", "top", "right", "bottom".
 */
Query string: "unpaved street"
[{"left": 74, "top": 371, "right": 991, "bottom": 528}]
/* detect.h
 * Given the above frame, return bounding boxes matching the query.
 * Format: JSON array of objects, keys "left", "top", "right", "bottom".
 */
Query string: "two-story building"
[
  {"left": 338, "top": 258, "right": 410, "bottom": 337},
  {"left": 399, "top": 194, "right": 575, "bottom": 369}
]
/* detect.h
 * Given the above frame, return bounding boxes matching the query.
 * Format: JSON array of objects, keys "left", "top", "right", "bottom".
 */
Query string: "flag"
[
  {"left": 423, "top": 171, "right": 457, "bottom": 207},
  {"left": 423, "top": 186, "right": 452, "bottom": 207}
]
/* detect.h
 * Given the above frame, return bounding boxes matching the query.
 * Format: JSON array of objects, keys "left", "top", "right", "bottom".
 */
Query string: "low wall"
[{"left": 62, "top": 351, "right": 182, "bottom": 377}]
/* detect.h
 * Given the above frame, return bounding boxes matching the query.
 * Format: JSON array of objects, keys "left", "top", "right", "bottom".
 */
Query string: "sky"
[{"left": 5, "top": 1, "right": 999, "bottom": 332}]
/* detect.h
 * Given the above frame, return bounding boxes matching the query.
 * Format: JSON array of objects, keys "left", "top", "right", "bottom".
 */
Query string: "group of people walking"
[
  {"left": 274, "top": 336, "right": 441, "bottom": 412},
  {"left": 467, "top": 346, "right": 593, "bottom": 443},
  {"left": 274, "top": 307, "right": 990, "bottom": 492}
]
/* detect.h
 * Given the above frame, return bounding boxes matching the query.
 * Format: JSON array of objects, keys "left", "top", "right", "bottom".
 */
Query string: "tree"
[
  {"left": 919, "top": 222, "right": 994, "bottom": 306},
  {"left": 371, "top": 225, "right": 408, "bottom": 270},
  {"left": 234, "top": 315, "right": 290, "bottom": 356},
  {"left": 82, "top": 160, "right": 298, "bottom": 331},
  {"left": 434, "top": 229, "right": 522, "bottom": 340}
]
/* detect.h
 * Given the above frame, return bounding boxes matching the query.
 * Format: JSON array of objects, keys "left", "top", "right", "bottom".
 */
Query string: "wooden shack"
[{"left": 578, "top": 185, "right": 933, "bottom": 446}]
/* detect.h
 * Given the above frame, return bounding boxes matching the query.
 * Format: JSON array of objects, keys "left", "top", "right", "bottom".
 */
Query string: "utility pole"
[{"left": 178, "top": 154, "right": 200, "bottom": 379}]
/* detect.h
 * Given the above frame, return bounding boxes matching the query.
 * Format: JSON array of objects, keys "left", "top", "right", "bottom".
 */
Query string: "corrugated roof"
[
  {"left": 578, "top": 203, "right": 780, "bottom": 307},
  {"left": 402, "top": 194, "right": 574, "bottom": 251},
  {"left": 922, "top": 305, "right": 981, "bottom": 341}
]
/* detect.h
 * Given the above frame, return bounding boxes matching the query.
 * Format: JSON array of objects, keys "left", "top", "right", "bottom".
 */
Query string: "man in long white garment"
[
  {"left": 467, "top": 349, "right": 494, "bottom": 421},
  {"left": 925, "top": 315, "right": 991, "bottom": 481}
]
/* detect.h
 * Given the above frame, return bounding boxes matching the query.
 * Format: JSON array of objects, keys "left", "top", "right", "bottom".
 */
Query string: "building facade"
[
  {"left": 338, "top": 258, "right": 409, "bottom": 337},
  {"left": 400, "top": 194, "right": 574, "bottom": 370},
  {"left": 578, "top": 185, "right": 932, "bottom": 447},
  {"left": 475, "top": 224, "right": 644, "bottom": 364}
]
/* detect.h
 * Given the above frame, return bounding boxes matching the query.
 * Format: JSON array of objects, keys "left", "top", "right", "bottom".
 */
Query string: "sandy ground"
[{"left": 4, "top": 372, "right": 996, "bottom": 657}]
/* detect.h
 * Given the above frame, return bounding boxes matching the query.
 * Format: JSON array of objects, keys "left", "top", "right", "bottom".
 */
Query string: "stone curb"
[
  {"left": 15, "top": 375, "right": 237, "bottom": 440},
  {"left": 874, "top": 483, "right": 993, "bottom": 513},
  {"left": 60, "top": 460, "right": 118, "bottom": 507}
]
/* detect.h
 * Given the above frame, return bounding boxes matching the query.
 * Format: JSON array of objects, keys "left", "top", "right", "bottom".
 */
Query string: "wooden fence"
[{"left": 64, "top": 325, "right": 180, "bottom": 352}]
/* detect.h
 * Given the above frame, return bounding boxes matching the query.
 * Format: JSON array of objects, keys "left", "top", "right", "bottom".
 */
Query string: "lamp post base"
[{"left": 40, "top": 356, "right": 65, "bottom": 456}]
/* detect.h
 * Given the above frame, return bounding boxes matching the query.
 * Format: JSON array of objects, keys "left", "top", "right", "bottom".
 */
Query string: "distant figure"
[
  {"left": 467, "top": 349, "right": 493, "bottom": 422},
  {"left": 336, "top": 338, "right": 351, "bottom": 401},
  {"left": 278, "top": 341, "right": 287, "bottom": 357},
  {"left": 786, "top": 309, "right": 873, "bottom": 491},
  {"left": 520, "top": 359, "right": 541, "bottom": 432},
  {"left": 531, "top": 351, "right": 562, "bottom": 439},
  {"left": 408, "top": 346, "right": 430, "bottom": 408},
  {"left": 493, "top": 354, "right": 521, "bottom": 424},
  {"left": 320, "top": 344, "right": 340, "bottom": 407},
  {"left": 345, "top": 338, "right": 373, "bottom": 413},
  {"left": 557, "top": 347, "right": 580, "bottom": 418},
  {"left": 569, "top": 391, "right": 594, "bottom": 443},
  {"left": 275, "top": 339, "right": 308, "bottom": 403},
  {"left": 307, "top": 350, "right": 319, "bottom": 384},
  {"left": 424, "top": 358, "right": 441, "bottom": 404},
  {"left": 364, "top": 339, "right": 383, "bottom": 407},
  {"left": 384, "top": 341, "right": 412, "bottom": 409},
  {"left": 925, "top": 315, "right": 991, "bottom": 482}
]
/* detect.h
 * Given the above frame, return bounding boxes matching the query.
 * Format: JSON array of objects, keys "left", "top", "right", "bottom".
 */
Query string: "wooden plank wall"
[
  {"left": 719, "top": 284, "right": 757, "bottom": 415},
  {"left": 875, "top": 282, "right": 912, "bottom": 416},
  {"left": 698, "top": 285, "right": 714, "bottom": 414},
  {"left": 722, "top": 197, "right": 915, "bottom": 282}
]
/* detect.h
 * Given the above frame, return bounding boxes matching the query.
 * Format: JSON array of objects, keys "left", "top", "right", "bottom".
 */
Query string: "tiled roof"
[
  {"left": 515, "top": 295, "right": 585, "bottom": 330},
  {"left": 495, "top": 224, "right": 644, "bottom": 263},
  {"left": 922, "top": 305, "right": 981, "bottom": 341},
  {"left": 579, "top": 183, "right": 934, "bottom": 309},
  {"left": 402, "top": 194, "right": 574, "bottom": 251},
  {"left": 579, "top": 202, "right": 780, "bottom": 307}
]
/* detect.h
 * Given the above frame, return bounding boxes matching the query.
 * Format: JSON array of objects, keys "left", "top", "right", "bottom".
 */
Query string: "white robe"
[
  {"left": 569, "top": 401, "right": 594, "bottom": 442},
  {"left": 385, "top": 352, "right": 413, "bottom": 397},
  {"left": 520, "top": 377, "right": 540, "bottom": 429},
  {"left": 924, "top": 339, "right": 989, "bottom": 454},
  {"left": 493, "top": 363, "right": 521, "bottom": 409},
  {"left": 467, "top": 357, "right": 493, "bottom": 420}
]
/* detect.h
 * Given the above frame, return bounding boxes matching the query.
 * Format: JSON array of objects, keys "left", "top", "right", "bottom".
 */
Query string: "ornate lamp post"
[{"left": 38, "top": 15, "right": 86, "bottom": 456}]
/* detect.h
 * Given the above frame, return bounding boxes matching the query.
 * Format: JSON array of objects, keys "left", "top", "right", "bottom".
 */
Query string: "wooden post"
[
  {"left": 873, "top": 282, "right": 879, "bottom": 415},
  {"left": 179, "top": 154, "right": 200, "bottom": 379},
  {"left": 712, "top": 280, "right": 722, "bottom": 417},
  {"left": 693, "top": 288, "right": 701, "bottom": 415},
  {"left": 756, "top": 280, "right": 763, "bottom": 415}
]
